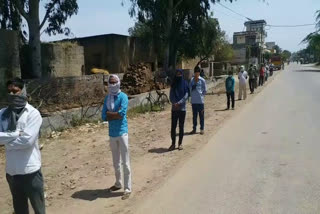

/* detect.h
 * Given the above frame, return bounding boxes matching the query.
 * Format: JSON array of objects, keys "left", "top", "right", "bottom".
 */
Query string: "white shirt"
[
  {"left": 238, "top": 71, "right": 248, "bottom": 85},
  {"left": 0, "top": 103, "right": 42, "bottom": 176}
]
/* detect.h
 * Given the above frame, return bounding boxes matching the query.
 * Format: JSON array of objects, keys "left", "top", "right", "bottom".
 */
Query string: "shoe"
[
  {"left": 189, "top": 130, "right": 196, "bottom": 135},
  {"left": 121, "top": 191, "right": 131, "bottom": 200},
  {"left": 178, "top": 145, "right": 183, "bottom": 150},
  {"left": 232, "top": 107, "right": 235, "bottom": 110},
  {"left": 200, "top": 130, "right": 204, "bottom": 135},
  {"left": 168, "top": 144, "right": 176, "bottom": 151},
  {"left": 108, "top": 185, "right": 121, "bottom": 192}
]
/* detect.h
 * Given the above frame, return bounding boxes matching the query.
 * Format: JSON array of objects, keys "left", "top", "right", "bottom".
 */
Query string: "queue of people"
[{"left": 0, "top": 63, "right": 274, "bottom": 213}]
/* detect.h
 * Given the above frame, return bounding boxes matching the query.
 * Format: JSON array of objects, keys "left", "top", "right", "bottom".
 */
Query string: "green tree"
[
  {"left": 180, "top": 17, "right": 223, "bottom": 66},
  {"left": 273, "top": 45, "right": 282, "bottom": 54},
  {"left": 214, "top": 40, "right": 234, "bottom": 62},
  {"left": 0, "top": 0, "right": 20, "bottom": 30},
  {"left": 281, "top": 50, "right": 292, "bottom": 61},
  {"left": 129, "top": 0, "right": 233, "bottom": 77},
  {"left": 1, "top": 0, "right": 79, "bottom": 78},
  {"left": 302, "top": 10, "right": 320, "bottom": 63},
  {"left": 129, "top": 20, "right": 163, "bottom": 71}
]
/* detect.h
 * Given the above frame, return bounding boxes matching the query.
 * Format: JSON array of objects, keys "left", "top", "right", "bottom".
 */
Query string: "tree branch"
[
  {"left": 173, "top": 0, "right": 184, "bottom": 11},
  {"left": 13, "top": 0, "right": 29, "bottom": 21},
  {"left": 39, "top": 0, "right": 59, "bottom": 30}
]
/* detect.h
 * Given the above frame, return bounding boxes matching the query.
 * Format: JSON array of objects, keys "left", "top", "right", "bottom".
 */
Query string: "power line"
[
  {"left": 212, "top": 9, "right": 246, "bottom": 23},
  {"left": 217, "top": 2, "right": 253, "bottom": 21},
  {"left": 216, "top": 2, "right": 316, "bottom": 29},
  {"left": 267, "top": 24, "right": 316, "bottom": 28}
]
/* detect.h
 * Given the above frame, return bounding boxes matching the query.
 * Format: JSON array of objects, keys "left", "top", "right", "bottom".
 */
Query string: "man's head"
[
  {"left": 6, "top": 78, "right": 24, "bottom": 95},
  {"left": 176, "top": 69, "right": 183, "bottom": 77},
  {"left": 194, "top": 66, "right": 201, "bottom": 78},
  {"left": 108, "top": 75, "right": 119, "bottom": 85},
  {"left": 107, "top": 75, "right": 121, "bottom": 95},
  {"left": 228, "top": 70, "right": 233, "bottom": 76},
  {"left": 250, "top": 64, "right": 253, "bottom": 68},
  {"left": 240, "top": 65, "right": 245, "bottom": 72}
]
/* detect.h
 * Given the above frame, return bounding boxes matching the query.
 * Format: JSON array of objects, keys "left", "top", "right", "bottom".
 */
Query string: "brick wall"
[
  {"left": 42, "top": 43, "right": 85, "bottom": 77},
  {"left": 0, "top": 30, "right": 21, "bottom": 102}
]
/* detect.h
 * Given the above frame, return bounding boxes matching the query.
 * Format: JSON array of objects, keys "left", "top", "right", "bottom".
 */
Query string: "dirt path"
[{"left": 0, "top": 73, "right": 280, "bottom": 214}]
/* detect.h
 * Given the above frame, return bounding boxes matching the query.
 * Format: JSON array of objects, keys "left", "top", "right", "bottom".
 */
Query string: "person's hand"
[{"left": 173, "top": 103, "right": 180, "bottom": 110}]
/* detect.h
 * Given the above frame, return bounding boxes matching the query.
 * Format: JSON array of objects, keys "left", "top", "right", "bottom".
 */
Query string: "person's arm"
[
  {"left": 5, "top": 110, "right": 42, "bottom": 150},
  {"left": 116, "top": 94, "right": 128, "bottom": 119},
  {"left": 232, "top": 78, "right": 235, "bottom": 91},
  {"left": 0, "top": 131, "right": 20, "bottom": 145},
  {"left": 225, "top": 79, "right": 228, "bottom": 91},
  {"left": 202, "top": 79, "right": 207, "bottom": 96},
  {"left": 102, "top": 96, "right": 108, "bottom": 121},
  {"left": 169, "top": 88, "right": 176, "bottom": 104},
  {"left": 177, "top": 92, "right": 188, "bottom": 105},
  {"left": 0, "top": 110, "right": 19, "bottom": 145}
]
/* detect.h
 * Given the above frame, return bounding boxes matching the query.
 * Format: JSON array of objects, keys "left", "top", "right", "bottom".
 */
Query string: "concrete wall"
[
  {"left": 39, "top": 78, "right": 226, "bottom": 136},
  {"left": 21, "top": 42, "right": 84, "bottom": 78},
  {"left": 42, "top": 43, "right": 84, "bottom": 77},
  {"left": 26, "top": 74, "right": 105, "bottom": 113},
  {"left": 69, "top": 34, "right": 155, "bottom": 74},
  {"left": 0, "top": 30, "right": 21, "bottom": 102}
]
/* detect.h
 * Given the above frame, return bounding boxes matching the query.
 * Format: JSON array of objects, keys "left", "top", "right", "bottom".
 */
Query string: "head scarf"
[
  {"left": 2, "top": 87, "right": 27, "bottom": 131},
  {"left": 107, "top": 75, "right": 121, "bottom": 111},
  {"left": 171, "top": 69, "right": 188, "bottom": 101}
]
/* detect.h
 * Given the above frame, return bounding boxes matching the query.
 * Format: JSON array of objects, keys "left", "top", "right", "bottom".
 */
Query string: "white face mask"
[{"left": 108, "top": 83, "right": 120, "bottom": 95}]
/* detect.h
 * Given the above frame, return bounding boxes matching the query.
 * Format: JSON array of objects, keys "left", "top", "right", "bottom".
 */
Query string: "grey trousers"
[{"left": 6, "top": 170, "right": 46, "bottom": 214}]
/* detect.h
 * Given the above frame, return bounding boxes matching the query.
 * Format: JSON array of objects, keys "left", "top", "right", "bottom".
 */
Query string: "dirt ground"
[{"left": 0, "top": 73, "right": 280, "bottom": 214}]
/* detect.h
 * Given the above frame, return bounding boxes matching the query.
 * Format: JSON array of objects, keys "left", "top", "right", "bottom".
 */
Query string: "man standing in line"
[
  {"left": 259, "top": 63, "right": 265, "bottom": 86},
  {"left": 168, "top": 69, "right": 189, "bottom": 151},
  {"left": 0, "top": 78, "right": 46, "bottom": 214},
  {"left": 102, "top": 75, "right": 132, "bottom": 200},
  {"left": 190, "top": 67, "right": 207, "bottom": 135},
  {"left": 238, "top": 65, "right": 248, "bottom": 100},
  {"left": 248, "top": 64, "right": 256, "bottom": 94},
  {"left": 254, "top": 65, "right": 259, "bottom": 89},
  {"left": 225, "top": 70, "right": 235, "bottom": 110}
]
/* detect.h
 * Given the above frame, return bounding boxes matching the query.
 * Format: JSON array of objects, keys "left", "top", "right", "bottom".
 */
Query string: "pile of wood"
[{"left": 122, "top": 63, "right": 155, "bottom": 95}]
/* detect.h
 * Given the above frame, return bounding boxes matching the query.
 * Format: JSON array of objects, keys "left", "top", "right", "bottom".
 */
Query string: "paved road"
[{"left": 134, "top": 64, "right": 320, "bottom": 214}]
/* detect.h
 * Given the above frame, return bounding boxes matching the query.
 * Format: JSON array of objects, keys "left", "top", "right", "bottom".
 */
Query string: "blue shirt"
[
  {"left": 102, "top": 92, "right": 128, "bottom": 137},
  {"left": 225, "top": 76, "right": 235, "bottom": 92},
  {"left": 189, "top": 77, "right": 207, "bottom": 104}
]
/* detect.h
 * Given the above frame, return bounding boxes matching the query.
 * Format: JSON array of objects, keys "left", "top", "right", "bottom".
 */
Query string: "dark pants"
[
  {"left": 259, "top": 75, "right": 264, "bottom": 86},
  {"left": 171, "top": 110, "right": 186, "bottom": 146},
  {"left": 226, "top": 91, "right": 235, "bottom": 109},
  {"left": 249, "top": 79, "right": 255, "bottom": 93},
  {"left": 192, "top": 104, "right": 204, "bottom": 131},
  {"left": 6, "top": 170, "right": 46, "bottom": 214}
]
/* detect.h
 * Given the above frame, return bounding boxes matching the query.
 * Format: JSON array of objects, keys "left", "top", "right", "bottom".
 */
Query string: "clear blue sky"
[{"left": 41, "top": 0, "right": 320, "bottom": 52}]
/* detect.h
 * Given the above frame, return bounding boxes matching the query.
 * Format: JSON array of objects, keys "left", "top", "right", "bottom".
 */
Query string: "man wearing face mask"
[
  {"left": 0, "top": 78, "right": 45, "bottom": 214},
  {"left": 190, "top": 66, "right": 207, "bottom": 135},
  {"left": 102, "top": 75, "right": 132, "bottom": 200}
]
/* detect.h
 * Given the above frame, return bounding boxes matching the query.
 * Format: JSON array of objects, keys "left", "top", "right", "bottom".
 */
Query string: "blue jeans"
[{"left": 192, "top": 104, "right": 204, "bottom": 131}]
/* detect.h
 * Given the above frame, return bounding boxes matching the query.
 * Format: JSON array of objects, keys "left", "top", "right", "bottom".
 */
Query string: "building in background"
[{"left": 232, "top": 20, "right": 267, "bottom": 67}]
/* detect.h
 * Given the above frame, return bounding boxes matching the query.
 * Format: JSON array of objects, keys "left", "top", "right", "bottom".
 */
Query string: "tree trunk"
[
  {"left": 27, "top": 0, "right": 42, "bottom": 78},
  {"left": 163, "top": 0, "right": 173, "bottom": 77}
]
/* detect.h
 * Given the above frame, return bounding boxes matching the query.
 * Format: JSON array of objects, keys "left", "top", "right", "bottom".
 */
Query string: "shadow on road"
[
  {"left": 293, "top": 70, "right": 320, "bottom": 73},
  {"left": 72, "top": 189, "right": 122, "bottom": 201},
  {"left": 215, "top": 109, "right": 229, "bottom": 112},
  {"left": 148, "top": 148, "right": 169, "bottom": 154}
]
